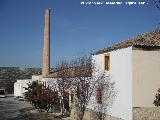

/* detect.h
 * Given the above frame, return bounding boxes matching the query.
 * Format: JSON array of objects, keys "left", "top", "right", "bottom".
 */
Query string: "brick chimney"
[{"left": 42, "top": 9, "right": 50, "bottom": 77}]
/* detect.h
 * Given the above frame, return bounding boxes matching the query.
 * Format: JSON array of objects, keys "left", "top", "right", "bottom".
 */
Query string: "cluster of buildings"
[{"left": 14, "top": 8, "right": 160, "bottom": 120}]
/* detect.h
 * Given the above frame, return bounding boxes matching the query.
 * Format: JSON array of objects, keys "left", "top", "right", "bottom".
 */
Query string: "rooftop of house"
[
  {"left": 44, "top": 65, "right": 92, "bottom": 78},
  {"left": 95, "top": 28, "right": 160, "bottom": 55}
]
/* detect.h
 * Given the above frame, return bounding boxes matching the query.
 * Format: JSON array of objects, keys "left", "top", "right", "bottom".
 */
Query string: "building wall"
[
  {"left": 132, "top": 48, "right": 160, "bottom": 107},
  {"left": 14, "top": 79, "right": 33, "bottom": 97},
  {"left": 32, "top": 75, "right": 42, "bottom": 82},
  {"left": 42, "top": 77, "right": 58, "bottom": 89},
  {"left": 14, "top": 81, "right": 21, "bottom": 97},
  {"left": 92, "top": 47, "right": 133, "bottom": 120},
  {"left": 14, "top": 77, "right": 57, "bottom": 97}
]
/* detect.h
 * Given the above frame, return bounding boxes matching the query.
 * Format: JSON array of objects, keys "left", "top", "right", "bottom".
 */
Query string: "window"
[
  {"left": 96, "top": 87, "right": 102, "bottom": 104},
  {"left": 104, "top": 55, "right": 110, "bottom": 70}
]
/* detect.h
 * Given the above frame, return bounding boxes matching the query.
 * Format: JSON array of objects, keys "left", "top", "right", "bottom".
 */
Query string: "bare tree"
[
  {"left": 70, "top": 55, "right": 96, "bottom": 120},
  {"left": 91, "top": 72, "right": 116, "bottom": 120},
  {"left": 53, "top": 54, "right": 116, "bottom": 120},
  {"left": 56, "top": 60, "right": 72, "bottom": 116}
]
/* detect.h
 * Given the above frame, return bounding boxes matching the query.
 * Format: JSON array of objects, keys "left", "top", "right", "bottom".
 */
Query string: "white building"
[
  {"left": 14, "top": 75, "right": 42, "bottom": 97},
  {"left": 92, "top": 29, "right": 160, "bottom": 120},
  {"left": 13, "top": 10, "right": 160, "bottom": 119}
]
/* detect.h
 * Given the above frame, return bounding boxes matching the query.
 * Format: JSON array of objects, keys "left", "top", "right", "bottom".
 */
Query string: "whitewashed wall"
[
  {"left": 42, "top": 78, "right": 58, "bottom": 90},
  {"left": 14, "top": 79, "right": 33, "bottom": 97},
  {"left": 14, "top": 77, "right": 57, "bottom": 97},
  {"left": 14, "top": 81, "right": 21, "bottom": 97},
  {"left": 92, "top": 47, "right": 133, "bottom": 120}
]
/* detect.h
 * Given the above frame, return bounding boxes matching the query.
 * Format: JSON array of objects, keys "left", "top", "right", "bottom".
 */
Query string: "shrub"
[
  {"left": 25, "top": 81, "right": 59, "bottom": 112},
  {"left": 154, "top": 88, "right": 160, "bottom": 107}
]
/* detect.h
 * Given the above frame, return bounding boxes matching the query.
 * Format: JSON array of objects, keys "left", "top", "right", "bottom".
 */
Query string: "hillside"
[{"left": 0, "top": 67, "right": 41, "bottom": 93}]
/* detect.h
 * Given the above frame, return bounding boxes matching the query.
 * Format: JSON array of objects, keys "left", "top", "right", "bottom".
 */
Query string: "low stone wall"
[
  {"left": 71, "top": 107, "right": 122, "bottom": 120},
  {"left": 83, "top": 109, "right": 122, "bottom": 120},
  {"left": 133, "top": 107, "right": 160, "bottom": 120},
  {"left": 71, "top": 107, "right": 160, "bottom": 120}
]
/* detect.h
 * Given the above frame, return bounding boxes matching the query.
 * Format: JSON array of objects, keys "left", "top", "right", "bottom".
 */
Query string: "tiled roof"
[
  {"left": 44, "top": 66, "right": 92, "bottom": 78},
  {"left": 95, "top": 29, "right": 160, "bottom": 54}
]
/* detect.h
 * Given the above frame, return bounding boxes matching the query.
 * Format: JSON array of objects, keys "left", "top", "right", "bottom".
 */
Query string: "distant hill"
[{"left": 0, "top": 67, "right": 41, "bottom": 93}]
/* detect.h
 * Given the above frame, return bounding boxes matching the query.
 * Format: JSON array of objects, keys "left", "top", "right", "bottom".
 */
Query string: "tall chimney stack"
[{"left": 42, "top": 9, "right": 50, "bottom": 77}]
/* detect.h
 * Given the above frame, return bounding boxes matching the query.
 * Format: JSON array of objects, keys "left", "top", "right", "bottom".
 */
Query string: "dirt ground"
[
  {"left": 0, "top": 94, "right": 32, "bottom": 120},
  {"left": 19, "top": 109, "right": 62, "bottom": 120},
  {"left": 0, "top": 94, "right": 70, "bottom": 120},
  {"left": 3, "top": 95, "right": 160, "bottom": 120}
]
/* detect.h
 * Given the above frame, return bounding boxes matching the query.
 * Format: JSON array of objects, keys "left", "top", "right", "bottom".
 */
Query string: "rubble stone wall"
[
  {"left": 133, "top": 107, "right": 160, "bottom": 120},
  {"left": 71, "top": 108, "right": 122, "bottom": 120},
  {"left": 71, "top": 107, "right": 160, "bottom": 120}
]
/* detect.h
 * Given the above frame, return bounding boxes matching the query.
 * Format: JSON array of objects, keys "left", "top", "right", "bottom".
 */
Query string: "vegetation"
[
  {"left": 55, "top": 55, "right": 94, "bottom": 119},
  {"left": 153, "top": 88, "right": 160, "bottom": 107},
  {"left": 70, "top": 55, "right": 94, "bottom": 120},
  {"left": 93, "top": 73, "right": 116, "bottom": 120},
  {"left": 25, "top": 81, "right": 58, "bottom": 112},
  {"left": 56, "top": 55, "right": 116, "bottom": 120},
  {"left": 24, "top": 54, "right": 116, "bottom": 120}
]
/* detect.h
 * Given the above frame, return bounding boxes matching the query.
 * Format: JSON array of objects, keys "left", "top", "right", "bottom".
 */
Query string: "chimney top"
[{"left": 45, "top": 8, "right": 51, "bottom": 12}]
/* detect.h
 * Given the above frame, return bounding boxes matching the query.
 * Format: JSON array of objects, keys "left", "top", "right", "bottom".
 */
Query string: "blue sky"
[{"left": 0, "top": 0, "right": 159, "bottom": 68}]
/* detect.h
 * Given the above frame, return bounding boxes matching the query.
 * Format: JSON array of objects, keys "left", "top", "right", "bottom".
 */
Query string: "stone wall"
[
  {"left": 71, "top": 107, "right": 160, "bottom": 120},
  {"left": 71, "top": 108, "right": 122, "bottom": 120},
  {"left": 83, "top": 109, "right": 122, "bottom": 120},
  {"left": 133, "top": 107, "right": 160, "bottom": 120}
]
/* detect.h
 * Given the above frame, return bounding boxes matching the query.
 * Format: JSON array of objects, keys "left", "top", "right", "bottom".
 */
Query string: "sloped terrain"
[{"left": 0, "top": 67, "right": 41, "bottom": 93}]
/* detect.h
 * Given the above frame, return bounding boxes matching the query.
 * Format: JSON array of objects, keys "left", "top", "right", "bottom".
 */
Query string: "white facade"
[
  {"left": 14, "top": 79, "right": 33, "bottom": 97},
  {"left": 42, "top": 77, "right": 58, "bottom": 90},
  {"left": 92, "top": 47, "right": 133, "bottom": 120},
  {"left": 14, "top": 76, "right": 57, "bottom": 97},
  {"left": 13, "top": 44, "right": 160, "bottom": 120},
  {"left": 32, "top": 75, "right": 42, "bottom": 81},
  {"left": 14, "top": 75, "right": 43, "bottom": 97}
]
